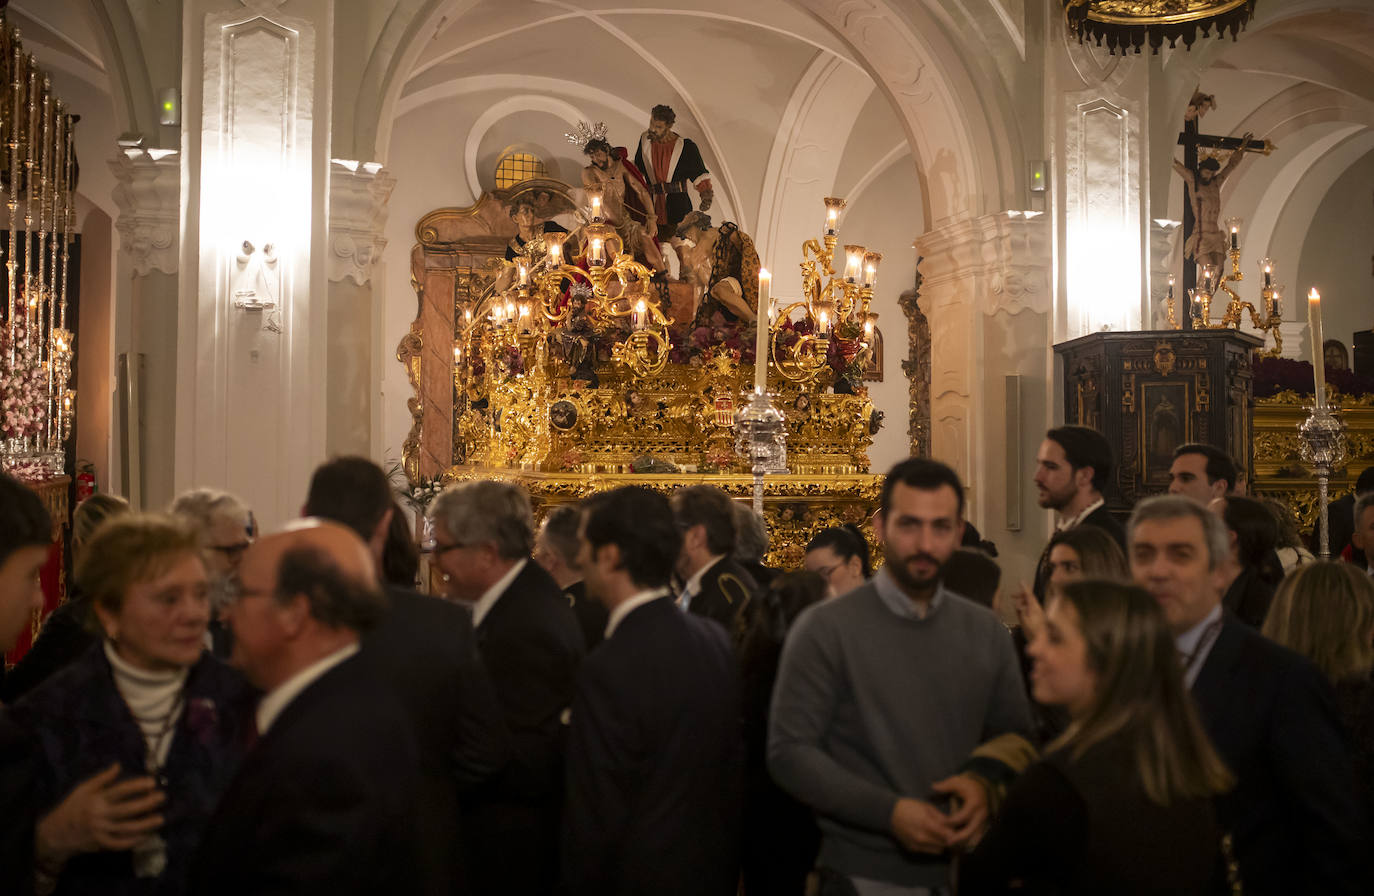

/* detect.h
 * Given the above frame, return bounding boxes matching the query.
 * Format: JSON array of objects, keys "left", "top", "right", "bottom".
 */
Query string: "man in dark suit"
[
  {"left": 563, "top": 486, "right": 742, "bottom": 895},
  {"left": 670, "top": 485, "right": 758, "bottom": 639},
  {"left": 0, "top": 473, "right": 52, "bottom": 894},
  {"left": 429, "top": 480, "right": 585, "bottom": 896},
  {"left": 1031, "top": 425, "right": 1125, "bottom": 598},
  {"left": 1168, "top": 442, "right": 1238, "bottom": 505},
  {"left": 1129, "top": 495, "right": 1371, "bottom": 895},
  {"left": 192, "top": 521, "right": 424, "bottom": 895},
  {"left": 533, "top": 502, "right": 608, "bottom": 651},
  {"left": 303, "top": 457, "right": 508, "bottom": 894}
]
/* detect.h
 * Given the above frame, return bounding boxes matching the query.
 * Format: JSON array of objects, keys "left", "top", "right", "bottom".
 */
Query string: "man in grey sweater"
[{"left": 769, "top": 458, "right": 1033, "bottom": 895}]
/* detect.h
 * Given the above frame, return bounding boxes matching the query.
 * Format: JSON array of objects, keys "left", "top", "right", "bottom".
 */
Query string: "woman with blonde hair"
[
  {"left": 11, "top": 514, "right": 254, "bottom": 894},
  {"left": 1262, "top": 561, "right": 1374, "bottom": 815},
  {"left": 962, "top": 580, "right": 1233, "bottom": 894}
]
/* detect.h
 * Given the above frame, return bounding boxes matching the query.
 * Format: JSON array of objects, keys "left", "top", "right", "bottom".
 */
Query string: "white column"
[
  {"left": 327, "top": 161, "right": 395, "bottom": 457},
  {"left": 1050, "top": 34, "right": 1151, "bottom": 340},
  {"left": 109, "top": 149, "right": 180, "bottom": 510},
  {"left": 177, "top": 0, "right": 332, "bottom": 529},
  {"left": 915, "top": 212, "right": 1052, "bottom": 587}
]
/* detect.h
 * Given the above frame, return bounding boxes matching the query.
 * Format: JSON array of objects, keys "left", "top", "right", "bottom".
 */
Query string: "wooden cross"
[{"left": 1176, "top": 117, "right": 1272, "bottom": 330}]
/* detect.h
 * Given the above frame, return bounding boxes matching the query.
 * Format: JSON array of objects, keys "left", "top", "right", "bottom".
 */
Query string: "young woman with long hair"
[{"left": 961, "top": 579, "right": 1234, "bottom": 895}]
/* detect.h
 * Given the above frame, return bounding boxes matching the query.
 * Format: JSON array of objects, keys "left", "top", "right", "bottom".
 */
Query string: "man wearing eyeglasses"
[
  {"left": 169, "top": 489, "right": 254, "bottom": 657},
  {"left": 428, "top": 480, "right": 584, "bottom": 896}
]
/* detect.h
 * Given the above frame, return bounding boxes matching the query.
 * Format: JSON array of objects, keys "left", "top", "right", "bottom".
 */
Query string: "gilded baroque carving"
[
  {"left": 109, "top": 150, "right": 180, "bottom": 276},
  {"left": 898, "top": 271, "right": 930, "bottom": 458}
]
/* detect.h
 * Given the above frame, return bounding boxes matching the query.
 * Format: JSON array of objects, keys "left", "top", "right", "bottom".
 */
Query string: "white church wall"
[
  {"left": 1297, "top": 149, "right": 1374, "bottom": 362},
  {"left": 826, "top": 158, "right": 922, "bottom": 473}
]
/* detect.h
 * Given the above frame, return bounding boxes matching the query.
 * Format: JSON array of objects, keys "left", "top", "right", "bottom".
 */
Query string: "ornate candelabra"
[
  {"left": 770, "top": 198, "right": 880, "bottom": 386},
  {"left": 1172, "top": 219, "right": 1284, "bottom": 357},
  {"left": 1, "top": 20, "right": 79, "bottom": 480},
  {"left": 1297, "top": 403, "right": 1348, "bottom": 559}
]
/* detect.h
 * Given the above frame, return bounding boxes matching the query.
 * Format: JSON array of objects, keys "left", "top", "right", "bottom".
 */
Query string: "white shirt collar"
[
  {"left": 256, "top": 642, "right": 359, "bottom": 735},
  {"left": 1174, "top": 603, "right": 1224, "bottom": 687},
  {"left": 472, "top": 558, "right": 527, "bottom": 627},
  {"left": 605, "top": 588, "right": 670, "bottom": 639},
  {"left": 1058, "top": 497, "right": 1105, "bottom": 532},
  {"left": 682, "top": 555, "right": 724, "bottom": 599}
]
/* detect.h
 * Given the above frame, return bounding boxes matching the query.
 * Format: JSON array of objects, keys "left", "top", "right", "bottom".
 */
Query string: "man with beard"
[
  {"left": 581, "top": 135, "right": 665, "bottom": 273},
  {"left": 769, "top": 458, "right": 1033, "bottom": 895},
  {"left": 1030, "top": 425, "right": 1125, "bottom": 600},
  {"left": 634, "top": 104, "right": 713, "bottom": 232}
]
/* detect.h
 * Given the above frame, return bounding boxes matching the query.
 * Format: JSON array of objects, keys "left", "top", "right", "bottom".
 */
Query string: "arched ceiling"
[{"left": 389, "top": 0, "right": 916, "bottom": 242}]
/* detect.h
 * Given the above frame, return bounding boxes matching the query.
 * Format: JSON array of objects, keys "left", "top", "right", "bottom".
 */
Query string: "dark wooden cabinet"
[{"left": 1054, "top": 330, "right": 1261, "bottom": 512}]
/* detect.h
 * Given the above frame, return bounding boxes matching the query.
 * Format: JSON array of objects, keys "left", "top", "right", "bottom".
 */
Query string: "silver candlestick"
[
  {"left": 1297, "top": 403, "right": 1347, "bottom": 560},
  {"left": 734, "top": 388, "right": 788, "bottom": 514}
]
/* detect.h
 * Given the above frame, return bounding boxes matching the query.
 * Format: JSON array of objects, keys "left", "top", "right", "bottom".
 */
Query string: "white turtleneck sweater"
[{"left": 104, "top": 642, "right": 190, "bottom": 770}]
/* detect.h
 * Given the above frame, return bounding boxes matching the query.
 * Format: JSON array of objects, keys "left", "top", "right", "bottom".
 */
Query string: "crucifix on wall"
[{"left": 1173, "top": 90, "right": 1273, "bottom": 330}]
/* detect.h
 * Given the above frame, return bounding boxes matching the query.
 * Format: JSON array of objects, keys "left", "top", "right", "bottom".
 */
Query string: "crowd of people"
[{"left": 0, "top": 434, "right": 1371, "bottom": 895}]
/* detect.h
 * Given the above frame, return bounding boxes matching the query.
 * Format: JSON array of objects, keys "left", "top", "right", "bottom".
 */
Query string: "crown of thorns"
[
  {"left": 569, "top": 281, "right": 594, "bottom": 300},
  {"left": 564, "top": 121, "right": 609, "bottom": 147}
]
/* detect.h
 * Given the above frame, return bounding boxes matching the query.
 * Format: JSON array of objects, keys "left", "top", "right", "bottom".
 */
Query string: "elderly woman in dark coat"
[{"left": 11, "top": 514, "right": 255, "bottom": 895}]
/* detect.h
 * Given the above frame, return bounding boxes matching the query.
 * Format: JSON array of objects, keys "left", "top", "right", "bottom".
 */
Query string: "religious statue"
[
  {"left": 571, "top": 123, "right": 666, "bottom": 274},
  {"left": 491, "top": 179, "right": 576, "bottom": 294},
  {"left": 1172, "top": 90, "right": 1254, "bottom": 274},
  {"left": 634, "top": 104, "right": 713, "bottom": 232},
  {"left": 671, "top": 211, "right": 759, "bottom": 325},
  {"left": 555, "top": 281, "right": 599, "bottom": 387}
]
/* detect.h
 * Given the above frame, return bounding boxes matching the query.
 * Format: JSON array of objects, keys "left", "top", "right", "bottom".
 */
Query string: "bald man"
[{"left": 190, "top": 521, "right": 426, "bottom": 895}]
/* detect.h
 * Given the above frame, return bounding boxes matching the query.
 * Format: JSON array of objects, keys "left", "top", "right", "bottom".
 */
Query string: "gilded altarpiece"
[
  {"left": 398, "top": 194, "right": 887, "bottom": 566},
  {"left": 1055, "top": 330, "right": 1261, "bottom": 513}
]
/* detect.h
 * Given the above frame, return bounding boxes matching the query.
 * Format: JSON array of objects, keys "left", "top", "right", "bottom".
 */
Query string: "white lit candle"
[
  {"left": 825, "top": 207, "right": 839, "bottom": 236},
  {"left": 818, "top": 309, "right": 830, "bottom": 334},
  {"left": 844, "top": 249, "right": 862, "bottom": 282},
  {"left": 1263, "top": 264, "right": 1272, "bottom": 288},
  {"left": 755, "top": 269, "right": 771, "bottom": 393},
  {"left": 517, "top": 262, "right": 529, "bottom": 286},
  {"left": 505, "top": 300, "right": 516, "bottom": 324},
  {"left": 633, "top": 299, "right": 647, "bottom": 331},
  {"left": 453, "top": 345, "right": 461, "bottom": 365},
  {"left": 1309, "top": 288, "right": 1326, "bottom": 408},
  {"left": 548, "top": 242, "right": 562, "bottom": 267},
  {"left": 1230, "top": 224, "right": 1239, "bottom": 250},
  {"left": 590, "top": 238, "right": 604, "bottom": 266},
  {"left": 591, "top": 195, "right": 602, "bottom": 221}
]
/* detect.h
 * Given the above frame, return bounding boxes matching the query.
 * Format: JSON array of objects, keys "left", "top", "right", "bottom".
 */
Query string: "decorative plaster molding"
[
  {"left": 328, "top": 161, "right": 396, "bottom": 285},
  {"left": 914, "top": 212, "right": 1051, "bottom": 317},
  {"left": 109, "top": 149, "right": 180, "bottom": 276}
]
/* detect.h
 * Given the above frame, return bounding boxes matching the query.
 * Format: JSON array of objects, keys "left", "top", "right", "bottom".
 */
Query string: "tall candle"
[
  {"left": 591, "top": 195, "right": 602, "bottom": 221},
  {"left": 1309, "top": 288, "right": 1326, "bottom": 408},
  {"left": 755, "top": 269, "right": 771, "bottom": 393}
]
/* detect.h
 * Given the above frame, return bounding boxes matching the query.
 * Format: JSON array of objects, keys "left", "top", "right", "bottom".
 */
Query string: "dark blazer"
[
  {"left": 562, "top": 595, "right": 743, "bottom": 896},
  {"left": 189, "top": 652, "right": 425, "bottom": 896},
  {"left": 0, "top": 711, "right": 37, "bottom": 895},
  {"left": 961, "top": 734, "right": 1225, "bottom": 895},
  {"left": 1191, "top": 616, "right": 1372, "bottom": 895},
  {"left": 358, "top": 586, "right": 508, "bottom": 895},
  {"left": 466, "top": 560, "right": 585, "bottom": 896},
  {"left": 1334, "top": 674, "right": 1374, "bottom": 836},
  {"left": 1220, "top": 567, "right": 1275, "bottom": 629},
  {"left": 688, "top": 557, "right": 758, "bottom": 641},
  {"left": 12, "top": 645, "right": 255, "bottom": 896},
  {"left": 0, "top": 593, "right": 98, "bottom": 703},
  {"left": 563, "top": 579, "right": 609, "bottom": 653}
]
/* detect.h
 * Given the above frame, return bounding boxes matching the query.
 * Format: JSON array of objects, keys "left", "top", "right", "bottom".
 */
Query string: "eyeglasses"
[{"left": 209, "top": 541, "right": 252, "bottom": 560}]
